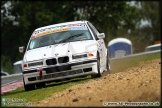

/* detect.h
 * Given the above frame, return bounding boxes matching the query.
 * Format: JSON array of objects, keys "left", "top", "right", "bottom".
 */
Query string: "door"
[{"left": 87, "top": 22, "right": 105, "bottom": 68}]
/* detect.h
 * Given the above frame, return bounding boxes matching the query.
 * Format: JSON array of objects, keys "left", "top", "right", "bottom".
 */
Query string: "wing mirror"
[
  {"left": 97, "top": 33, "right": 105, "bottom": 39},
  {"left": 19, "top": 46, "right": 25, "bottom": 53}
]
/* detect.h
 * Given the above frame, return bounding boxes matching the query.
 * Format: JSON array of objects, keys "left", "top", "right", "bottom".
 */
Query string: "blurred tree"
[
  {"left": 130, "top": 1, "right": 161, "bottom": 53},
  {"left": 140, "top": 1, "right": 160, "bottom": 41},
  {"left": 75, "top": 1, "right": 140, "bottom": 45},
  {"left": 1, "top": 1, "right": 142, "bottom": 73}
]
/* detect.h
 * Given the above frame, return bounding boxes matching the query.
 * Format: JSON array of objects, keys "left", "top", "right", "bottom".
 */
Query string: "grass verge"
[
  {"left": 1, "top": 77, "right": 92, "bottom": 103},
  {"left": 110, "top": 53, "right": 160, "bottom": 73}
]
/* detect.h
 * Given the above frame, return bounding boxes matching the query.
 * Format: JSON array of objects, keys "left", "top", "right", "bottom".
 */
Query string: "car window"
[
  {"left": 0, "top": 67, "right": 2, "bottom": 72},
  {"left": 87, "top": 22, "right": 99, "bottom": 40},
  {"left": 145, "top": 45, "right": 161, "bottom": 52},
  {"left": 14, "top": 64, "right": 22, "bottom": 74},
  {"left": 1, "top": 72, "right": 7, "bottom": 76},
  {"left": 27, "top": 24, "right": 93, "bottom": 50},
  {"left": 88, "top": 22, "right": 99, "bottom": 34}
]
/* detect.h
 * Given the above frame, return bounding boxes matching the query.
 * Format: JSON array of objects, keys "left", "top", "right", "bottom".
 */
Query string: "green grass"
[
  {"left": 1, "top": 77, "right": 92, "bottom": 103},
  {"left": 1, "top": 52, "right": 161, "bottom": 105},
  {"left": 110, "top": 53, "right": 161, "bottom": 73}
]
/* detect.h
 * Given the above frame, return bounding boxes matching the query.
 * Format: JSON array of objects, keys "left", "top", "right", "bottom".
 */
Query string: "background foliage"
[{"left": 1, "top": 1, "right": 161, "bottom": 74}]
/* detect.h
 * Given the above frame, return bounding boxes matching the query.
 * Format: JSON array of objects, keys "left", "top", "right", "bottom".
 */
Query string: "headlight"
[
  {"left": 72, "top": 54, "right": 87, "bottom": 59},
  {"left": 72, "top": 53, "right": 94, "bottom": 59}
]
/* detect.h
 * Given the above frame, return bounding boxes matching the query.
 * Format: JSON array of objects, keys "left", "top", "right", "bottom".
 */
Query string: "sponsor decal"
[
  {"left": 70, "top": 24, "right": 80, "bottom": 26},
  {"left": 70, "top": 27, "right": 85, "bottom": 30},
  {"left": 55, "top": 53, "right": 59, "bottom": 56},
  {"left": 98, "top": 40, "right": 103, "bottom": 46},
  {"left": 32, "top": 27, "right": 69, "bottom": 38},
  {"left": 31, "top": 23, "right": 87, "bottom": 39}
]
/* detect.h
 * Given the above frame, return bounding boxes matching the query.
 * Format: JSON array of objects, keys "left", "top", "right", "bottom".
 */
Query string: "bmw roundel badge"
[{"left": 55, "top": 53, "right": 59, "bottom": 56}]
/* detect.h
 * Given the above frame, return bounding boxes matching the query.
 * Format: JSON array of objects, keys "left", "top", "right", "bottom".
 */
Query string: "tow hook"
[{"left": 39, "top": 69, "right": 42, "bottom": 78}]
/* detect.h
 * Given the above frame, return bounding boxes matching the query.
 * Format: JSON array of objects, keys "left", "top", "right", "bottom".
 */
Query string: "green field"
[
  {"left": 1, "top": 53, "right": 161, "bottom": 105},
  {"left": 110, "top": 53, "right": 161, "bottom": 73}
]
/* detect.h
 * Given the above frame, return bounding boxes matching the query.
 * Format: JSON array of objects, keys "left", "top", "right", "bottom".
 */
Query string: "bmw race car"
[{"left": 19, "top": 20, "right": 110, "bottom": 91}]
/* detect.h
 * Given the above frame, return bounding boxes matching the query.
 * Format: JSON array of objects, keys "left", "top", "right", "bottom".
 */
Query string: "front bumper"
[{"left": 23, "top": 59, "right": 98, "bottom": 85}]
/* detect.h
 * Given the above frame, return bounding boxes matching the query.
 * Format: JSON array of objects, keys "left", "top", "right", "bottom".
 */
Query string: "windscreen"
[{"left": 27, "top": 23, "right": 92, "bottom": 50}]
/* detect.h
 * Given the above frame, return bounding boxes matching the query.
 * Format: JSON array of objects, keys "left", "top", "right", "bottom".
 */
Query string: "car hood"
[{"left": 24, "top": 40, "right": 97, "bottom": 62}]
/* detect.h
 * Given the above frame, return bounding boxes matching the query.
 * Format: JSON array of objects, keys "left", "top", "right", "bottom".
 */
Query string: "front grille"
[
  {"left": 28, "top": 61, "right": 43, "bottom": 67},
  {"left": 76, "top": 69, "right": 83, "bottom": 74},
  {"left": 45, "top": 65, "right": 71, "bottom": 74},
  {"left": 46, "top": 58, "right": 57, "bottom": 65},
  {"left": 58, "top": 56, "right": 69, "bottom": 63},
  {"left": 68, "top": 70, "right": 76, "bottom": 75},
  {"left": 37, "top": 69, "right": 83, "bottom": 80}
]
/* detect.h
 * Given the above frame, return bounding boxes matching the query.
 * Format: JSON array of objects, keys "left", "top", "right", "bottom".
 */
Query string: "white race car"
[{"left": 19, "top": 20, "right": 110, "bottom": 91}]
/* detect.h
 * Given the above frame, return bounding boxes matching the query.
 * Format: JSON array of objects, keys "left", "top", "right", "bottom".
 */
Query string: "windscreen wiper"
[{"left": 58, "top": 33, "right": 83, "bottom": 44}]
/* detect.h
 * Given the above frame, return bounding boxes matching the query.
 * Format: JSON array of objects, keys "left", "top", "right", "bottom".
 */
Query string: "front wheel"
[
  {"left": 91, "top": 53, "right": 101, "bottom": 78},
  {"left": 23, "top": 78, "right": 35, "bottom": 91},
  {"left": 102, "top": 53, "right": 111, "bottom": 77},
  {"left": 36, "top": 82, "right": 45, "bottom": 88},
  {"left": 106, "top": 53, "right": 111, "bottom": 73}
]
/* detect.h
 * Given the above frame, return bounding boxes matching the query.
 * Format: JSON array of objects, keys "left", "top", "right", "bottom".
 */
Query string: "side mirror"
[
  {"left": 19, "top": 46, "right": 25, "bottom": 53},
  {"left": 97, "top": 33, "right": 105, "bottom": 39}
]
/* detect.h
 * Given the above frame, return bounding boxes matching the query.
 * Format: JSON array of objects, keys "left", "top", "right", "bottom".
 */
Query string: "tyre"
[
  {"left": 102, "top": 53, "right": 111, "bottom": 77},
  {"left": 106, "top": 53, "right": 111, "bottom": 73},
  {"left": 91, "top": 53, "right": 101, "bottom": 78},
  {"left": 23, "top": 78, "right": 35, "bottom": 91},
  {"left": 36, "top": 82, "right": 45, "bottom": 88}
]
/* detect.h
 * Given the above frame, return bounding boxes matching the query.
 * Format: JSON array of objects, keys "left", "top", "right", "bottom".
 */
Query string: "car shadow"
[
  {"left": 2, "top": 76, "right": 93, "bottom": 96},
  {"left": 44, "top": 76, "right": 92, "bottom": 88}
]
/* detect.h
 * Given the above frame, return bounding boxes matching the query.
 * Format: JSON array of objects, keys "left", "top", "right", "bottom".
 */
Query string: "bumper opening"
[
  {"left": 37, "top": 69, "right": 83, "bottom": 80},
  {"left": 28, "top": 77, "right": 36, "bottom": 81},
  {"left": 83, "top": 68, "right": 92, "bottom": 72}
]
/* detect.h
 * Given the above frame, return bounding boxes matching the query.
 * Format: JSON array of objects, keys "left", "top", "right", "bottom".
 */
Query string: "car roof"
[
  {"left": 14, "top": 60, "right": 22, "bottom": 65},
  {"left": 35, "top": 20, "right": 88, "bottom": 31},
  {"left": 1, "top": 71, "right": 9, "bottom": 75},
  {"left": 145, "top": 43, "right": 161, "bottom": 49},
  {"left": 1, "top": 71, "right": 8, "bottom": 73}
]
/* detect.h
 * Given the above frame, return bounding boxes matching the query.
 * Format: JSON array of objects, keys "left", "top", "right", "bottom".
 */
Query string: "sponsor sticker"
[{"left": 31, "top": 23, "right": 87, "bottom": 39}]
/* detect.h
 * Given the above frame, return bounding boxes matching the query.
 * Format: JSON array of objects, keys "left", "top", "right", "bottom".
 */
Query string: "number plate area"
[{"left": 37, "top": 69, "right": 83, "bottom": 80}]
